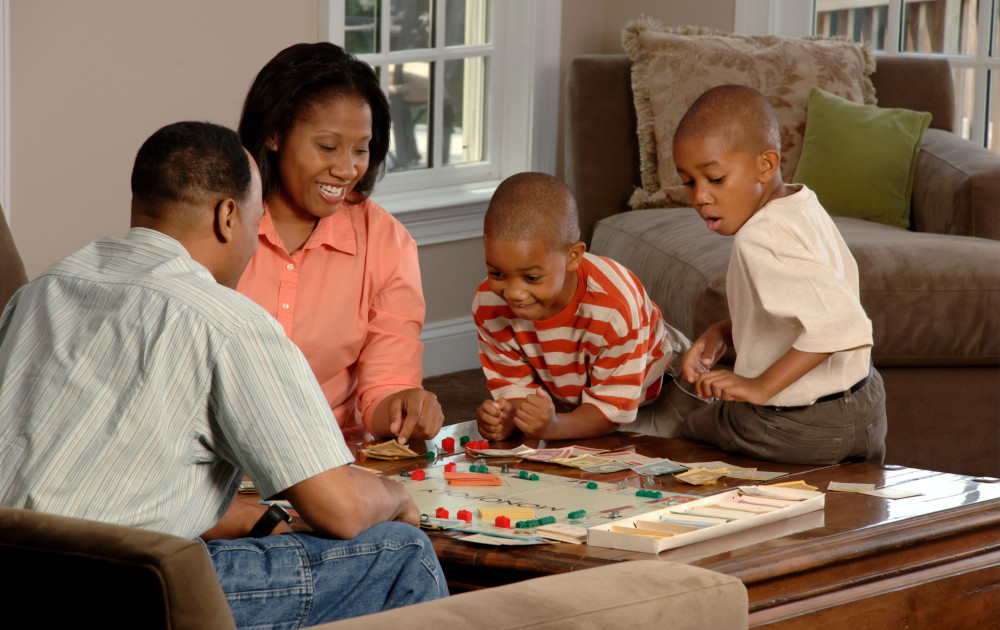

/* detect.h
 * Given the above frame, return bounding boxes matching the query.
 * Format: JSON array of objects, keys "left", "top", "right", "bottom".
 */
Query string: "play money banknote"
[
  {"left": 674, "top": 467, "right": 729, "bottom": 485},
  {"left": 553, "top": 454, "right": 615, "bottom": 469},
  {"left": 631, "top": 458, "right": 689, "bottom": 476},
  {"left": 581, "top": 461, "right": 633, "bottom": 473},
  {"left": 361, "top": 439, "right": 419, "bottom": 460}
]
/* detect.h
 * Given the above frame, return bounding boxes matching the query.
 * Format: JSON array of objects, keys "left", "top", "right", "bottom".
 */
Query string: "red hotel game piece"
[
  {"left": 435, "top": 507, "right": 449, "bottom": 519},
  {"left": 457, "top": 509, "right": 473, "bottom": 522},
  {"left": 442, "top": 437, "right": 455, "bottom": 451},
  {"left": 495, "top": 515, "right": 511, "bottom": 528},
  {"left": 444, "top": 462, "right": 457, "bottom": 472},
  {"left": 409, "top": 469, "right": 426, "bottom": 481}
]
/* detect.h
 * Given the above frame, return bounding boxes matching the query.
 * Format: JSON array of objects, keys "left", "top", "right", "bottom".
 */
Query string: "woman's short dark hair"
[
  {"left": 238, "top": 42, "right": 390, "bottom": 202},
  {"left": 131, "top": 121, "right": 251, "bottom": 209}
]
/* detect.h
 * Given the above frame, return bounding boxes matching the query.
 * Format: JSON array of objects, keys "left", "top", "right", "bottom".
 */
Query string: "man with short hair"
[{"left": 0, "top": 121, "right": 448, "bottom": 629}]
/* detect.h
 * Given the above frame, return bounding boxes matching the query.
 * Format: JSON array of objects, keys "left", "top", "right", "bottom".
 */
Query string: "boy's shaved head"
[
  {"left": 674, "top": 84, "right": 780, "bottom": 157},
  {"left": 484, "top": 172, "right": 581, "bottom": 251}
]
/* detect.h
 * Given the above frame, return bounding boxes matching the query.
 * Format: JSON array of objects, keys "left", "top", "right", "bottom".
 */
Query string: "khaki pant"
[
  {"left": 626, "top": 377, "right": 709, "bottom": 438},
  {"left": 681, "top": 369, "right": 887, "bottom": 465}
]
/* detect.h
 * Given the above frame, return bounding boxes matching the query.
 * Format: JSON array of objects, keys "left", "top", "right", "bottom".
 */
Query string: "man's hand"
[
  {"left": 393, "top": 495, "right": 422, "bottom": 527},
  {"left": 513, "top": 388, "right": 558, "bottom": 438},
  {"left": 477, "top": 398, "right": 517, "bottom": 441},
  {"left": 381, "top": 388, "right": 444, "bottom": 445}
]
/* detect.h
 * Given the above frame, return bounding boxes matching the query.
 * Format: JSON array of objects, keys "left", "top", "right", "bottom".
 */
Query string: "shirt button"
[
  {"left": 286, "top": 263, "right": 294, "bottom": 270},
  {"left": 281, "top": 303, "right": 290, "bottom": 310}
]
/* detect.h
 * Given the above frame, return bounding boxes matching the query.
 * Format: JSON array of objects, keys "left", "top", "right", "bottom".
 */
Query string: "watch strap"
[{"left": 249, "top": 504, "right": 291, "bottom": 538}]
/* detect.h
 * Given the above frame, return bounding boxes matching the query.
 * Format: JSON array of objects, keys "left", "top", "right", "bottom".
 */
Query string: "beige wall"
[
  {"left": 10, "top": 0, "right": 321, "bottom": 278},
  {"left": 9, "top": 0, "right": 737, "bottom": 338},
  {"left": 556, "top": 0, "right": 735, "bottom": 178}
]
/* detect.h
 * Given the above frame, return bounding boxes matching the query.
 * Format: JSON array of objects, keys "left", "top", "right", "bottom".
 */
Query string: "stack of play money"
[
  {"left": 552, "top": 454, "right": 616, "bottom": 469},
  {"left": 361, "top": 439, "right": 420, "bottom": 460},
  {"left": 674, "top": 467, "right": 730, "bottom": 485}
]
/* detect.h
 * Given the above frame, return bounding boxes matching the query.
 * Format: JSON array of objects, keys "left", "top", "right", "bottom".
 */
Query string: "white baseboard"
[{"left": 420, "top": 316, "right": 481, "bottom": 377}]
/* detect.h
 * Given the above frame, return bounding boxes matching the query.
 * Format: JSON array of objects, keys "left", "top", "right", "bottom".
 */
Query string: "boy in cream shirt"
[{"left": 673, "top": 84, "right": 887, "bottom": 465}]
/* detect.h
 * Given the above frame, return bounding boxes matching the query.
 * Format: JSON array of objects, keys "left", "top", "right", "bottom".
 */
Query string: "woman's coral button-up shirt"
[{"left": 237, "top": 198, "right": 426, "bottom": 442}]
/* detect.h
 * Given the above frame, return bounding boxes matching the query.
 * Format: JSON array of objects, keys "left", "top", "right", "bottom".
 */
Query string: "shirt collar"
[{"left": 258, "top": 203, "right": 357, "bottom": 256}]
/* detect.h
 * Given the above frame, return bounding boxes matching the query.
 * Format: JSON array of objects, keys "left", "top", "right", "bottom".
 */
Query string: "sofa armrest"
[
  {"left": 565, "top": 55, "right": 640, "bottom": 245},
  {"left": 911, "top": 128, "right": 1000, "bottom": 240},
  {"left": 311, "top": 560, "right": 748, "bottom": 630},
  {"left": 0, "top": 506, "right": 236, "bottom": 630}
]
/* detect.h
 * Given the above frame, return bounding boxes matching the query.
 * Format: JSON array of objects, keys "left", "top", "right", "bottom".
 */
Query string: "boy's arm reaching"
[
  {"left": 693, "top": 347, "right": 831, "bottom": 404},
  {"left": 682, "top": 319, "right": 732, "bottom": 383}
]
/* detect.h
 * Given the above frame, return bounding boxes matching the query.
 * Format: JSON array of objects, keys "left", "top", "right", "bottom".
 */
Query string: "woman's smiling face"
[{"left": 272, "top": 93, "right": 373, "bottom": 221}]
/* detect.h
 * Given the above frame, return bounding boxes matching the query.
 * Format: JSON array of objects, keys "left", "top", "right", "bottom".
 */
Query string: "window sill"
[{"left": 372, "top": 180, "right": 500, "bottom": 246}]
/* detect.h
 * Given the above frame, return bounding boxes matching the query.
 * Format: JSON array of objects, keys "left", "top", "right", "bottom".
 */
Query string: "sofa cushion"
[
  {"left": 622, "top": 17, "right": 875, "bottom": 210},
  {"left": 314, "top": 560, "right": 748, "bottom": 630},
  {"left": 793, "top": 87, "right": 931, "bottom": 229},
  {"left": 591, "top": 210, "right": 1000, "bottom": 366}
]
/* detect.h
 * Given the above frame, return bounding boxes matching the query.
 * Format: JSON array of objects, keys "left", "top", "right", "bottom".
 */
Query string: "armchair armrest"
[{"left": 911, "top": 128, "right": 1000, "bottom": 241}]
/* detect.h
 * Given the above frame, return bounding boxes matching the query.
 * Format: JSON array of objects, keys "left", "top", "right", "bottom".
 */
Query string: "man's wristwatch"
[{"left": 249, "top": 504, "right": 292, "bottom": 538}]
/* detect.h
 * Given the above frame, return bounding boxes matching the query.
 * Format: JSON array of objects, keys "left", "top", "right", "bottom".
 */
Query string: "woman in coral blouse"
[{"left": 237, "top": 42, "right": 443, "bottom": 445}]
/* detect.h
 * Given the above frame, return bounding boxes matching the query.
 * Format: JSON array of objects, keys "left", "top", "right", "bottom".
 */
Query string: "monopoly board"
[{"left": 396, "top": 463, "right": 700, "bottom": 540}]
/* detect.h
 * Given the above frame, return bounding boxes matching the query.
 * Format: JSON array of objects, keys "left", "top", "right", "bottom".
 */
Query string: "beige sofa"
[
  {"left": 565, "top": 54, "right": 1000, "bottom": 477},
  {"left": 0, "top": 505, "right": 749, "bottom": 629}
]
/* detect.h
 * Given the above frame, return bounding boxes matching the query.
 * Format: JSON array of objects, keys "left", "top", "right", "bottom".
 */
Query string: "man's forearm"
[
  {"left": 284, "top": 466, "right": 416, "bottom": 539},
  {"left": 200, "top": 499, "right": 288, "bottom": 541}
]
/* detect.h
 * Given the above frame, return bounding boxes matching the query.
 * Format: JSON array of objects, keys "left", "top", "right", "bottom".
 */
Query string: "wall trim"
[{"left": 420, "top": 315, "right": 480, "bottom": 377}]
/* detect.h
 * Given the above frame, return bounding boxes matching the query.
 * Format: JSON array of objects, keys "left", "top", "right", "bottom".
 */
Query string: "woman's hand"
[{"left": 381, "top": 388, "right": 444, "bottom": 445}]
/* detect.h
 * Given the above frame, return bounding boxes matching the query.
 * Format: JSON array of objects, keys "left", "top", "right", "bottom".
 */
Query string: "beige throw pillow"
[{"left": 623, "top": 18, "right": 876, "bottom": 209}]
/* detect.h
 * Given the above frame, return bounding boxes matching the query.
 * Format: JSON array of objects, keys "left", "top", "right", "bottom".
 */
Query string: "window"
[
  {"left": 341, "top": 0, "right": 492, "bottom": 177},
  {"left": 815, "top": 0, "right": 999, "bottom": 153},
  {"left": 322, "top": 0, "right": 561, "bottom": 241}
]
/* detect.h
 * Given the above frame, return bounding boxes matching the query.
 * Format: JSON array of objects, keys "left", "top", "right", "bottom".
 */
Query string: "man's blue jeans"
[{"left": 204, "top": 522, "right": 449, "bottom": 629}]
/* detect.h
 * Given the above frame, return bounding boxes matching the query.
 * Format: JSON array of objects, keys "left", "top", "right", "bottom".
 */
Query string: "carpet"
[{"left": 422, "top": 368, "right": 490, "bottom": 426}]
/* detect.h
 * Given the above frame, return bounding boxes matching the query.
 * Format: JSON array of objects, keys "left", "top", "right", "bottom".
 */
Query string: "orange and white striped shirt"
[{"left": 473, "top": 253, "right": 687, "bottom": 424}]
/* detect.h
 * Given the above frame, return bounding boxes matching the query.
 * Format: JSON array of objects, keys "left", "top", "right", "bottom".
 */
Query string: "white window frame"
[
  {"left": 807, "top": 0, "right": 998, "bottom": 149},
  {"left": 320, "top": 0, "right": 562, "bottom": 245}
]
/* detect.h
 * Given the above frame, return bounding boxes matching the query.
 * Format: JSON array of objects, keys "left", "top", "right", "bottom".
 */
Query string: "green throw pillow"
[{"left": 792, "top": 87, "right": 931, "bottom": 229}]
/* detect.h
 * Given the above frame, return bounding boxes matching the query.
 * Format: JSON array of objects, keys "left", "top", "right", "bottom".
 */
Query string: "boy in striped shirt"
[{"left": 473, "top": 172, "right": 696, "bottom": 441}]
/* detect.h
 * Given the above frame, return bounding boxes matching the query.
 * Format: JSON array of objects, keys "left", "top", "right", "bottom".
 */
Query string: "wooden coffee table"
[{"left": 355, "top": 422, "right": 1000, "bottom": 629}]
